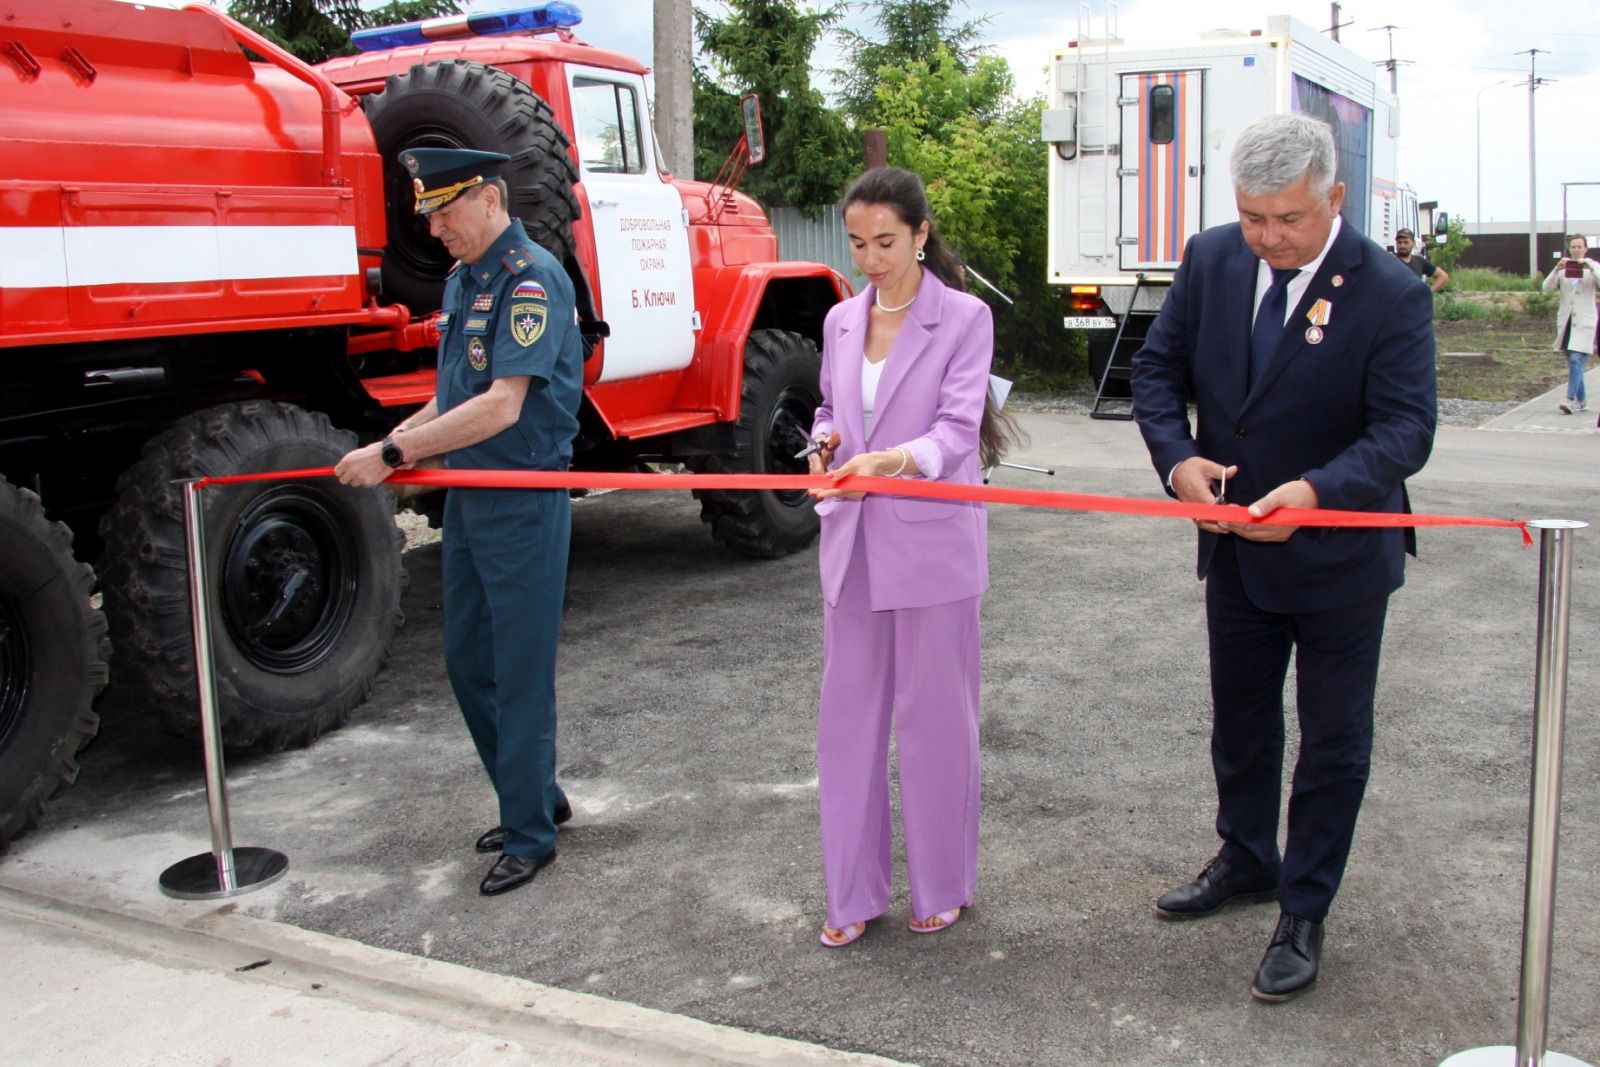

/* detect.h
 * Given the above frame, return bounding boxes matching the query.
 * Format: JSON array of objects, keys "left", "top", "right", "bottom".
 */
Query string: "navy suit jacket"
[{"left": 1130, "top": 219, "right": 1437, "bottom": 615}]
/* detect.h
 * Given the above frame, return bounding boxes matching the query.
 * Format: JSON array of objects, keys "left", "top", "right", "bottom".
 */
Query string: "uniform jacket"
[
  {"left": 811, "top": 271, "right": 992, "bottom": 610},
  {"left": 1131, "top": 219, "right": 1437, "bottom": 615},
  {"left": 1542, "top": 256, "right": 1599, "bottom": 355}
]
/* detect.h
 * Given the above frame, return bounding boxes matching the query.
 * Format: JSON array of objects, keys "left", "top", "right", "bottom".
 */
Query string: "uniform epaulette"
[{"left": 502, "top": 247, "right": 535, "bottom": 275}]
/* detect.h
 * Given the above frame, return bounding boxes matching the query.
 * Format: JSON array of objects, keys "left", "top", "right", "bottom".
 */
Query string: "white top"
[{"left": 861, "top": 355, "right": 886, "bottom": 435}]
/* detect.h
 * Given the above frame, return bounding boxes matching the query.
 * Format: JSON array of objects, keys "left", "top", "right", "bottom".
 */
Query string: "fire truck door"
[
  {"left": 568, "top": 66, "right": 696, "bottom": 383},
  {"left": 1119, "top": 70, "right": 1203, "bottom": 272}
]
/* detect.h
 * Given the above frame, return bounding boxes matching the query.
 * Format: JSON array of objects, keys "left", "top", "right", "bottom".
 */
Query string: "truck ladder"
[{"left": 1089, "top": 273, "right": 1158, "bottom": 421}]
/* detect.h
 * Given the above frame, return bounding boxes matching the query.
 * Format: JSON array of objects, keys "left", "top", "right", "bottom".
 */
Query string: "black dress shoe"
[
  {"left": 479, "top": 850, "right": 556, "bottom": 895},
  {"left": 1154, "top": 854, "right": 1278, "bottom": 919},
  {"left": 473, "top": 799, "right": 573, "bottom": 853},
  {"left": 1251, "top": 912, "right": 1324, "bottom": 1002}
]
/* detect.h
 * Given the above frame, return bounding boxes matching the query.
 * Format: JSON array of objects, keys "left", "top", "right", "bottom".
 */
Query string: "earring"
[{"left": 916, "top": 247, "right": 926, "bottom": 262}]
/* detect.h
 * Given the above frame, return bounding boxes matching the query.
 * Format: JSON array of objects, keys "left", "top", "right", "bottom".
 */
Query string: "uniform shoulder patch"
[{"left": 511, "top": 279, "right": 547, "bottom": 301}]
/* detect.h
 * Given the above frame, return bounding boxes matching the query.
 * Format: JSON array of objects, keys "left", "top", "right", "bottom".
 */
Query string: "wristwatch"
[{"left": 380, "top": 435, "right": 405, "bottom": 468}]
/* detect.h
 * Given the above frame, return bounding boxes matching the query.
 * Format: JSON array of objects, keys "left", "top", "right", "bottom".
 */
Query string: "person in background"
[
  {"left": 805, "top": 166, "right": 1020, "bottom": 948},
  {"left": 1393, "top": 228, "right": 1448, "bottom": 293},
  {"left": 336, "top": 147, "right": 583, "bottom": 897},
  {"left": 1542, "top": 234, "right": 1597, "bottom": 415},
  {"left": 1131, "top": 114, "right": 1436, "bottom": 1002}
]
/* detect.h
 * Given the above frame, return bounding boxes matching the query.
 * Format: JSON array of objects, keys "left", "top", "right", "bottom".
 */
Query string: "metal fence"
[{"left": 769, "top": 204, "right": 863, "bottom": 287}]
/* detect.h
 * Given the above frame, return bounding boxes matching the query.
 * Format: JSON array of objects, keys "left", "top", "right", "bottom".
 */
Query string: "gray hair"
[{"left": 1230, "top": 114, "right": 1336, "bottom": 198}]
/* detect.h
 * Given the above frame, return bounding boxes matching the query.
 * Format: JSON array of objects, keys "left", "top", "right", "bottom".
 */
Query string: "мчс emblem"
[
  {"left": 510, "top": 301, "right": 547, "bottom": 347},
  {"left": 468, "top": 336, "right": 488, "bottom": 370}
]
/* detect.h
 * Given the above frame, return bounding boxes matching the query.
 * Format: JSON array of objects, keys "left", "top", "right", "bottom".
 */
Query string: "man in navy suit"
[{"left": 1131, "top": 114, "right": 1436, "bottom": 1002}]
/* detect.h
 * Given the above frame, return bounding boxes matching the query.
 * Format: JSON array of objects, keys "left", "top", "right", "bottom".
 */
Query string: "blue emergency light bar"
[{"left": 350, "top": 2, "right": 584, "bottom": 52}]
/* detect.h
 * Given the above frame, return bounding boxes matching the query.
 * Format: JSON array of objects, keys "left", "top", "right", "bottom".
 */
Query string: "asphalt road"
[{"left": 10, "top": 403, "right": 1598, "bottom": 1067}]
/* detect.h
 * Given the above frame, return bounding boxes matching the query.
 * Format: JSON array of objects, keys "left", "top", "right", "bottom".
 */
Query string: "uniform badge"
[
  {"left": 1305, "top": 299, "right": 1332, "bottom": 327},
  {"left": 436, "top": 312, "right": 451, "bottom": 330},
  {"left": 510, "top": 299, "right": 547, "bottom": 347},
  {"left": 471, "top": 293, "right": 495, "bottom": 313},
  {"left": 463, "top": 316, "right": 489, "bottom": 335},
  {"left": 512, "top": 280, "right": 547, "bottom": 300},
  {"left": 403, "top": 153, "right": 419, "bottom": 174},
  {"left": 1331, "top": 275, "right": 1344, "bottom": 288},
  {"left": 467, "top": 336, "right": 488, "bottom": 371},
  {"left": 1306, "top": 326, "right": 1325, "bottom": 345}
]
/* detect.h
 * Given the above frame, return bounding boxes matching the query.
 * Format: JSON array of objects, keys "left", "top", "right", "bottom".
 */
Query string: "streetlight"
[{"left": 1476, "top": 79, "right": 1515, "bottom": 225}]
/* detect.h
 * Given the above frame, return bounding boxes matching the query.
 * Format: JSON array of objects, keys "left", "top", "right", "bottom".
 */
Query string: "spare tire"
[
  {"left": 0, "top": 478, "right": 107, "bottom": 850},
  {"left": 97, "top": 402, "right": 405, "bottom": 753},
  {"left": 363, "top": 59, "right": 582, "bottom": 313}
]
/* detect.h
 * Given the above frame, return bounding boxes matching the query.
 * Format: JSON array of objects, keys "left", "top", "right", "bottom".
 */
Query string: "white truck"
[{"left": 1041, "top": 13, "right": 1434, "bottom": 415}]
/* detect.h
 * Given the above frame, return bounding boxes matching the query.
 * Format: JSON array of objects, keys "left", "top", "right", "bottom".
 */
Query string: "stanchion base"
[
  {"left": 159, "top": 847, "right": 289, "bottom": 900},
  {"left": 1440, "top": 1047, "right": 1592, "bottom": 1066}
]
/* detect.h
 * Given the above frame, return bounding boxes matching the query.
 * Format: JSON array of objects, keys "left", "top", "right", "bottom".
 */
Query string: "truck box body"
[{"left": 1045, "top": 15, "right": 1420, "bottom": 320}]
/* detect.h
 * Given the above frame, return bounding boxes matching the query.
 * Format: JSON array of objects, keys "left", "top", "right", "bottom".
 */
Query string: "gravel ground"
[{"left": 1005, "top": 389, "right": 1518, "bottom": 427}]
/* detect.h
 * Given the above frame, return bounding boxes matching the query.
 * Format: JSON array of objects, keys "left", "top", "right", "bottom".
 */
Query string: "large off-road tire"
[
  {"left": 0, "top": 478, "right": 107, "bottom": 851},
  {"left": 362, "top": 59, "right": 581, "bottom": 313},
  {"left": 98, "top": 402, "right": 404, "bottom": 753},
  {"left": 691, "top": 330, "right": 823, "bottom": 558}
]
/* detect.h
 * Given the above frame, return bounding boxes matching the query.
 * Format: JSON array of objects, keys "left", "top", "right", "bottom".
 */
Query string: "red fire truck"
[{"left": 0, "top": 0, "right": 848, "bottom": 847}]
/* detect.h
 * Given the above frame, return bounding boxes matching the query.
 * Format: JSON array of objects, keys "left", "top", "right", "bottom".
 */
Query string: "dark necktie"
[{"left": 1249, "top": 266, "right": 1299, "bottom": 386}]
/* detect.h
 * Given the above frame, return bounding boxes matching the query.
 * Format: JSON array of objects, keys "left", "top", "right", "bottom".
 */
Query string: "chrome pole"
[
  {"left": 159, "top": 479, "right": 288, "bottom": 900},
  {"left": 1440, "top": 519, "right": 1590, "bottom": 1067}
]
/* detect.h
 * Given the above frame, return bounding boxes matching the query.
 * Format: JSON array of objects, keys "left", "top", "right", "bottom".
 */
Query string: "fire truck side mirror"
[
  {"left": 741, "top": 95, "right": 766, "bottom": 166},
  {"left": 1434, "top": 212, "right": 1450, "bottom": 242},
  {"left": 1041, "top": 106, "right": 1077, "bottom": 160}
]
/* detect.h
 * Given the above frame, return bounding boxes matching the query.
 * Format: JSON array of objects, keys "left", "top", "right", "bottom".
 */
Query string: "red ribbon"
[{"left": 198, "top": 467, "right": 1532, "bottom": 543}]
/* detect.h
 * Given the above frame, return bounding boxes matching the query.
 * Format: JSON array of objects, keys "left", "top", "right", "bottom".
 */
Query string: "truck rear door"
[{"left": 1119, "top": 70, "right": 1203, "bottom": 271}]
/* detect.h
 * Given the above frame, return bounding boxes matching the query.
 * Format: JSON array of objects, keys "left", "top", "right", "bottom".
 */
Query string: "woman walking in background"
[{"left": 805, "top": 166, "right": 1020, "bottom": 948}]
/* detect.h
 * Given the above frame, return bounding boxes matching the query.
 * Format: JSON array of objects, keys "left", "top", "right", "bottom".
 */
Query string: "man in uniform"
[
  {"left": 1393, "top": 227, "right": 1448, "bottom": 293},
  {"left": 1131, "top": 115, "right": 1435, "bottom": 1001},
  {"left": 336, "top": 147, "right": 583, "bottom": 896}
]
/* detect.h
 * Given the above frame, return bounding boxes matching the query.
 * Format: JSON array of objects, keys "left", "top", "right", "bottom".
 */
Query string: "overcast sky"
[{"left": 510, "top": 0, "right": 1600, "bottom": 230}]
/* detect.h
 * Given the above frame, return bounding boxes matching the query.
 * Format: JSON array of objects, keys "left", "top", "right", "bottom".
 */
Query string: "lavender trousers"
[{"left": 817, "top": 538, "right": 982, "bottom": 929}]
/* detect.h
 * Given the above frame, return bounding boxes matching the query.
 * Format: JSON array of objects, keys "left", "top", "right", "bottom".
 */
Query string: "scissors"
[
  {"left": 795, "top": 431, "right": 840, "bottom": 461},
  {"left": 1213, "top": 466, "right": 1228, "bottom": 505}
]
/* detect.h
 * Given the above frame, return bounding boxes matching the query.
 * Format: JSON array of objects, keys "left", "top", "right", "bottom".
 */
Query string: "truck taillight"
[
  {"left": 351, "top": 2, "right": 584, "bottom": 52},
  {"left": 1068, "top": 285, "right": 1102, "bottom": 311}
]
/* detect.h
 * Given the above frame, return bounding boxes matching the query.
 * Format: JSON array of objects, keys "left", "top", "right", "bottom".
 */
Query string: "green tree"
[
  {"left": 693, "top": 0, "right": 857, "bottom": 213},
  {"left": 835, "top": 0, "right": 989, "bottom": 124},
  {"left": 227, "top": 0, "right": 459, "bottom": 64}
]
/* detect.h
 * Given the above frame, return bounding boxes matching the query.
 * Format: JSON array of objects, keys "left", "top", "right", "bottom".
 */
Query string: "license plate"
[{"left": 1063, "top": 316, "right": 1116, "bottom": 329}]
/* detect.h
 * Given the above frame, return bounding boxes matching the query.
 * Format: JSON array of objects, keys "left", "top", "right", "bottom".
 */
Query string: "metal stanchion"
[
  {"left": 1440, "top": 519, "right": 1591, "bottom": 1067},
  {"left": 158, "top": 480, "right": 289, "bottom": 900}
]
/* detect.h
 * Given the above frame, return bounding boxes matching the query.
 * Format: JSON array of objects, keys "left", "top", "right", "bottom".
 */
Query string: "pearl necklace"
[{"left": 874, "top": 290, "right": 916, "bottom": 314}]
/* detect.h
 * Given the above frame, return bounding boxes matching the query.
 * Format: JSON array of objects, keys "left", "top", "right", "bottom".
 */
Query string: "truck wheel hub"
[
  {"left": 0, "top": 595, "right": 28, "bottom": 750},
  {"left": 220, "top": 489, "right": 357, "bottom": 674}
]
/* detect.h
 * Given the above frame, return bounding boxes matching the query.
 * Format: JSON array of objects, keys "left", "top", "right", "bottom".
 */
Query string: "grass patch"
[
  {"left": 1434, "top": 295, "right": 1490, "bottom": 321},
  {"left": 1449, "top": 267, "right": 1538, "bottom": 292}
]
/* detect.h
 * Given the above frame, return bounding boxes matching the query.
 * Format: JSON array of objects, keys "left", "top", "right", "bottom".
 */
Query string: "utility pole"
[
  {"left": 1326, "top": 3, "right": 1352, "bottom": 43},
  {"left": 653, "top": 0, "right": 694, "bottom": 177},
  {"left": 1518, "top": 48, "right": 1551, "bottom": 276},
  {"left": 1369, "top": 25, "right": 1411, "bottom": 96}
]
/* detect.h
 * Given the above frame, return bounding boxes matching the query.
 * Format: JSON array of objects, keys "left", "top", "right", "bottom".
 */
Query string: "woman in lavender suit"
[{"left": 806, "top": 167, "right": 1018, "bottom": 948}]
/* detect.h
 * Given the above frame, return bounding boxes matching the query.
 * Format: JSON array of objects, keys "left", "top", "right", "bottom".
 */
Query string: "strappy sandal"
[
  {"left": 908, "top": 907, "right": 962, "bottom": 934},
  {"left": 819, "top": 921, "right": 866, "bottom": 948}
]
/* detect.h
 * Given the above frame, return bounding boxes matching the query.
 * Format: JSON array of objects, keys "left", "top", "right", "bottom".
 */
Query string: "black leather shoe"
[
  {"left": 479, "top": 851, "right": 556, "bottom": 895},
  {"left": 1251, "top": 912, "right": 1324, "bottom": 1002},
  {"left": 1154, "top": 854, "right": 1278, "bottom": 919},
  {"left": 473, "top": 799, "right": 573, "bottom": 853}
]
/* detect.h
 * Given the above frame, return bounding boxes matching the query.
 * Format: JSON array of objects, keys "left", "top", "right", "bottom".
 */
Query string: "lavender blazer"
[{"left": 811, "top": 271, "right": 992, "bottom": 610}]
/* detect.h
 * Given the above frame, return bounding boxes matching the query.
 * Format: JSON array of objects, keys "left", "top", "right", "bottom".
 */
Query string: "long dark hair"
[{"left": 841, "top": 167, "right": 1027, "bottom": 470}]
